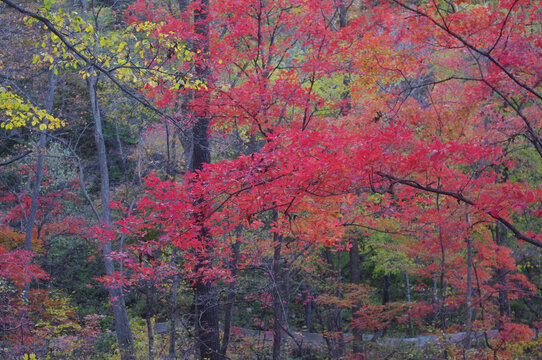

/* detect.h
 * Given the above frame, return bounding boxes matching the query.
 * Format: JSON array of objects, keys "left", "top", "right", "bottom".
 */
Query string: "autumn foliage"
[{"left": 0, "top": 0, "right": 541, "bottom": 358}]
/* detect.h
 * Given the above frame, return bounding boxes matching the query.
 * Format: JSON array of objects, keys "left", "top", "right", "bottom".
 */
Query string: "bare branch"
[{"left": 0, "top": 150, "right": 32, "bottom": 167}]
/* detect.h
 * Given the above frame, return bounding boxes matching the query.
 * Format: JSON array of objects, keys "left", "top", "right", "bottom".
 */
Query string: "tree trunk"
[
  {"left": 338, "top": 0, "right": 351, "bottom": 117},
  {"left": 272, "top": 224, "right": 285, "bottom": 360},
  {"left": 88, "top": 75, "right": 135, "bottom": 360},
  {"left": 465, "top": 212, "right": 473, "bottom": 351},
  {"left": 24, "top": 67, "right": 57, "bottom": 252},
  {"left": 350, "top": 238, "right": 362, "bottom": 354},
  {"left": 436, "top": 191, "right": 447, "bottom": 331},
  {"left": 323, "top": 248, "right": 344, "bottom": 358},
  {"left": 145, "top": 284, "right": 155, "bottom": 360},
  {"left": 194, "top": 277, "right": 219, "bottom": 360},
  {"left": 405, "top": 272, "right": 411, "bottom": 302},
  {"left": 382, "top": 274, "right": 391, "bottom": 305},
  {"left": 335, "top": 250, "right": 345, "bottom": 357},
  {"left": 169, "top": 247, "right": 179, "bottom": 359},
  {"left": 405, "top": 272, "right": 414, "bottom": 335},
  {"left": 220, "top": 239, "right": 240, "bottom": 357},
  {"left": 303, "top": 285, "right": 313, "bottom": 332},
  {"left": 432, "top": 277, "right": 439, "bottom": 327},
  {"left": 439, "top": 228, "right": 447, "bottom": 331},
  {"left": 495, "top": 223, "right": 511, "bottom": 325},
  {"left": 191, "top": 2, "right": 220, "bottom": 358}
]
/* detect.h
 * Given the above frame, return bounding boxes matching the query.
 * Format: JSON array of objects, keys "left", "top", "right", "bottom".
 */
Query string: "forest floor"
[{"left": 154, "top": 321, "right": 496, "bottom": 348}]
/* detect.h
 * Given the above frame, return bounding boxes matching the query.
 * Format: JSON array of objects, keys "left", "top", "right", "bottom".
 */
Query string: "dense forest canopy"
[{"left": 0, "top": 0, "right": 541, "bottom": 359}]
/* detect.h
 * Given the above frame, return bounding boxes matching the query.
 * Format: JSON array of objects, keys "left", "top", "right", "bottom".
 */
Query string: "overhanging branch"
[
  {"left": 0, "top": 0, "right": 187, "bottom": 134},
  {"left": 376, "top": 172, "right": 542, "bottom": 249},
  {"left": 0, "top": 150, "right": 32, "bottom": 167}
]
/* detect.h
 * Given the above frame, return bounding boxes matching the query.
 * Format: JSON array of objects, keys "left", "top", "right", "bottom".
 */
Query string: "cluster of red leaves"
[
  {"left": 0, "top": 163, "right": 87, "bottom": 355},
  {"left": 352, "top": 302, "right": 409, "bottom": 332},
  {"left": 0, "top": 246, "right": 46, "bottom": 287},
  {"left": 100, "top": 0, "right": 542, "bottom": 355}
]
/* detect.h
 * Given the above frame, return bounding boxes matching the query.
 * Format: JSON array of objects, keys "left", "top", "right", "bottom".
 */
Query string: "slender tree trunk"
[
  {"left": 465, "top": 213, "right": 473, "bottom": 351},
  {"left": 88, "top": 75, "right": 135, "bottom": 360},
  {"left": 284, "top": 258, "right": 290, "bottom": 329},
  {"left": 337, "top": 0, "right": 351, "bottom": 117},
  {"left": 24, "top": 67, "right": 57, "bottom": 252},
  {"left": 169, "top": 247, "right": 179, "bottom": 359},
  {"left": 22, "top": 66, "right": 56, "bottom": 326},
  {"left": 167, "top": 122, "right": 178, "bottom": 177},
  {"left": 220, "top": 239, "right": 240, "bottom": 357},
  {"left": 336, "top": 250, "right": 345, "bottom": 357},
  {"left": 302, "top": 284, "right": 313, "bottom": 332},
  {"left": 432, "top": 277, "right": 439, "bottom": 326},
  {"left": 323, "top": 248, "right": 344, "bottom": 357},
  {"left": 405, "top": 272, "right": 411, "bottom": 302},
  {"left": 306, "top": 300, "right": 312, "bottom": 331},
  {"left": 436, "top": 191, "right": 447, "bottom": 331},
  {"left": 439, "top": 228, "right": 447, "bottom": 331},
  {"left": 314, "top": 302, "right": 334, "bottom": 359},
  {"left": 145, "top": 284, "right": 155, "bottom": 360},
  {"left": 272, "top": 223, "right": 285, "bottom": 360},
  {"left": 382, "top": 274, "right": 391, "bottom": 305},
  {"left": 350, "top": 238, "right": 362, "bottom": 354},
  {"left": 114, "top": 121, "right": 126, "bottom": 178},
  {"left": 495, "top": 223, "right": 511, "bottom": 326},
  {"left": 405, "top": 272, "right": 414, "bottom": 335}
]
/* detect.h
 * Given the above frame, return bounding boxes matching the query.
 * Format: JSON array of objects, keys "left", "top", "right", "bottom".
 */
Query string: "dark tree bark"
[
  {"left": 405, "top": 272, "right": 411, "bottom": 302},
  {"left": 194, "top": 274, "right": 219, "bottom": 360},
  {"left": 191, "top": 1, "right": 220, "bottom": 359},
  {"left": 382, "top": 274, "right": 391, "bottom": 305}
]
